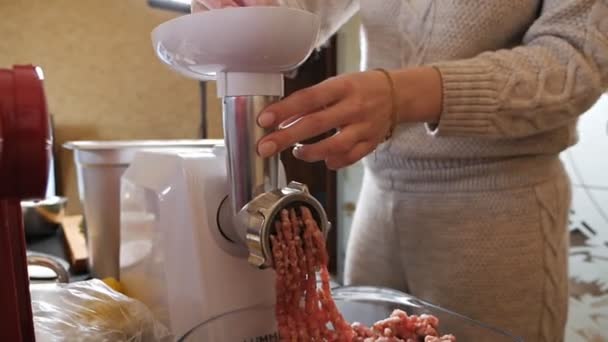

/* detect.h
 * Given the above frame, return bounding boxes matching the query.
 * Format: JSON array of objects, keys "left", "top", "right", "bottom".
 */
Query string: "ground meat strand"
[
  {"left": 271, "top": 227, "right": 289, "bottom": 340},
  {"left": 271, "top": 207, "right": 456, "bottom": 342}
]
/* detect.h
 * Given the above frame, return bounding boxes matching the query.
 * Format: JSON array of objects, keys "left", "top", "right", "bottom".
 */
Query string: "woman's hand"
[
  {"left": 257, "top": 67, "right": 443, "bottom": 170},
  {"left": 191, "top": 0, "right": 277, "bottom": 12}
]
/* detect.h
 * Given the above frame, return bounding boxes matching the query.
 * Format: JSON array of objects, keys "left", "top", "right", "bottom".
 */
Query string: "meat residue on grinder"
[{"left": 270, "top": 207, "right": 456, "bottom": 341}]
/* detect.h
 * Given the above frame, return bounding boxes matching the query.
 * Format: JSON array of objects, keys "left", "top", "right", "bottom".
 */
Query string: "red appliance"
[{"left": 0, "top": 65, "right": 51, "bottom": 342}]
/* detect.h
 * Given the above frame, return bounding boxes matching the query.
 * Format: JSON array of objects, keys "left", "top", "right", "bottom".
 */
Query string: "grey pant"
[{"left": 344, "top": 164, "right": 571, "bottom": 342}]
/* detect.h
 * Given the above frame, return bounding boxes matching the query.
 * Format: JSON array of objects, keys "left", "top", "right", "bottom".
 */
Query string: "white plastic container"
[{"left": 64, "top": 140, "right": 222, "bottom": 279}]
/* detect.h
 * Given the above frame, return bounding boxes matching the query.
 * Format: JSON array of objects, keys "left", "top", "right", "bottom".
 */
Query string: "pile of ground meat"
[{"left": 270, "top": 207, "right": 456, "bottom": 342}]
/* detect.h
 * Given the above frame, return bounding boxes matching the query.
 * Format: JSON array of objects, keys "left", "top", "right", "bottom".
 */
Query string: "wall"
[
  {"left": 205, "top": 82, "right": 224, "bottom": 138},
  {"left": 0, "top": 0, "right": 201, "bottom": 213}
]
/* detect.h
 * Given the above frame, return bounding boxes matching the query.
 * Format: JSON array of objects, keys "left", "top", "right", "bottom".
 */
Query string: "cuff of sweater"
[{"left": 425, "top": 61, "right": 501, "bottom": 137}]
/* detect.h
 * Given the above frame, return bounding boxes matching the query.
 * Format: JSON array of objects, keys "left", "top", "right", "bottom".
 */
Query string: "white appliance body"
[{"left": 119, "top": 144, "right": 279, "bottom": 339}]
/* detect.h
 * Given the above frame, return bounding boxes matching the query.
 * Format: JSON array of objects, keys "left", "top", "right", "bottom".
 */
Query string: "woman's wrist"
[{"left": 389, "top": 66, "right": 443, "bottom": 125}]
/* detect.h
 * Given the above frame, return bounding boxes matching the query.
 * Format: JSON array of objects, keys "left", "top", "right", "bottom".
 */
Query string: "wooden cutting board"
[{"left": 61, "top": 215, "right": 88, "bottom": 273}]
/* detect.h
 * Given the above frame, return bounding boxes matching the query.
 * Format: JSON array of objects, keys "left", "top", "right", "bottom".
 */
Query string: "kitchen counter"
[{"left": 26, "top": 229, "right": 89, "bottom": 282}]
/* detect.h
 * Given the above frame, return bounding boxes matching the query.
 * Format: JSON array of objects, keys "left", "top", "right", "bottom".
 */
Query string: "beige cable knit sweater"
[{"left": 279, "top": 0, "right": 608, "bottom": 187}]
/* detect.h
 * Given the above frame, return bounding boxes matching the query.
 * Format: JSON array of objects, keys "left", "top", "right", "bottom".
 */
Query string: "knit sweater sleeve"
[
  {"left": 428, "top": 0, "right": 608, "bottom": 139},
  {"left": 277, "top": 0, "right": 359, "bottom": 47}
]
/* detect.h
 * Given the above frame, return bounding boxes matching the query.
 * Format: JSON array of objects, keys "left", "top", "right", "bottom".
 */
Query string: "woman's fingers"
[
  {"left": 191, "top": 0, "right": 239, "bottom": 11},
  {"left": 191, "top": 0, "right": 208, "bottom": 12},
  {"left": 254, "top": 71, "right": 396, "bottom": 166},
  {"left": 238, "top": 0, "right": 278, "bottom": 5},
  {"left": 325, "top": 142, "right": 374, "bottom": 170},
  {"left": 292, "top": 125, "right": 368, "bottom": 163},
  {"left": 258, "top": 78, "right": 347, "bottom": 129},
  {"left": 257, "top": 100, "right": 354, "bottom": 157},
  {"left": 277, "top": 115, "right": 303, "bottom": 129}
]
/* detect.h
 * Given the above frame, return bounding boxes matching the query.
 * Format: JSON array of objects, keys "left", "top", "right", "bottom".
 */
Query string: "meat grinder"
[{"left": 118, "top": 6, "right": 327, "bottom": 339}]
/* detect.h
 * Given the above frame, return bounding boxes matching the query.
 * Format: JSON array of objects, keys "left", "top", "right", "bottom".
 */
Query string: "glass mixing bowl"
[{"left": 179, "top": 286, "right": 523, "bottom": 341}]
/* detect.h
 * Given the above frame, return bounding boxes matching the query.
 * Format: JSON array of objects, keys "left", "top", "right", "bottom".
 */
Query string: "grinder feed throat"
[{"left": 218, "top": 73, "right": 329, "bottom": 270}]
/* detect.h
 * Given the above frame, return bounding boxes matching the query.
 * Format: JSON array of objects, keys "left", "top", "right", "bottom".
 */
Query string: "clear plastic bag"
[{"left": 30, "top": 279, "right": 172, "bottom": 342}]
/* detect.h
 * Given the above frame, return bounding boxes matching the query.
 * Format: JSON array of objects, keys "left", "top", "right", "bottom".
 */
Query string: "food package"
[{"left": 30, "top": 279, "right": 171, "bottom": 342}]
